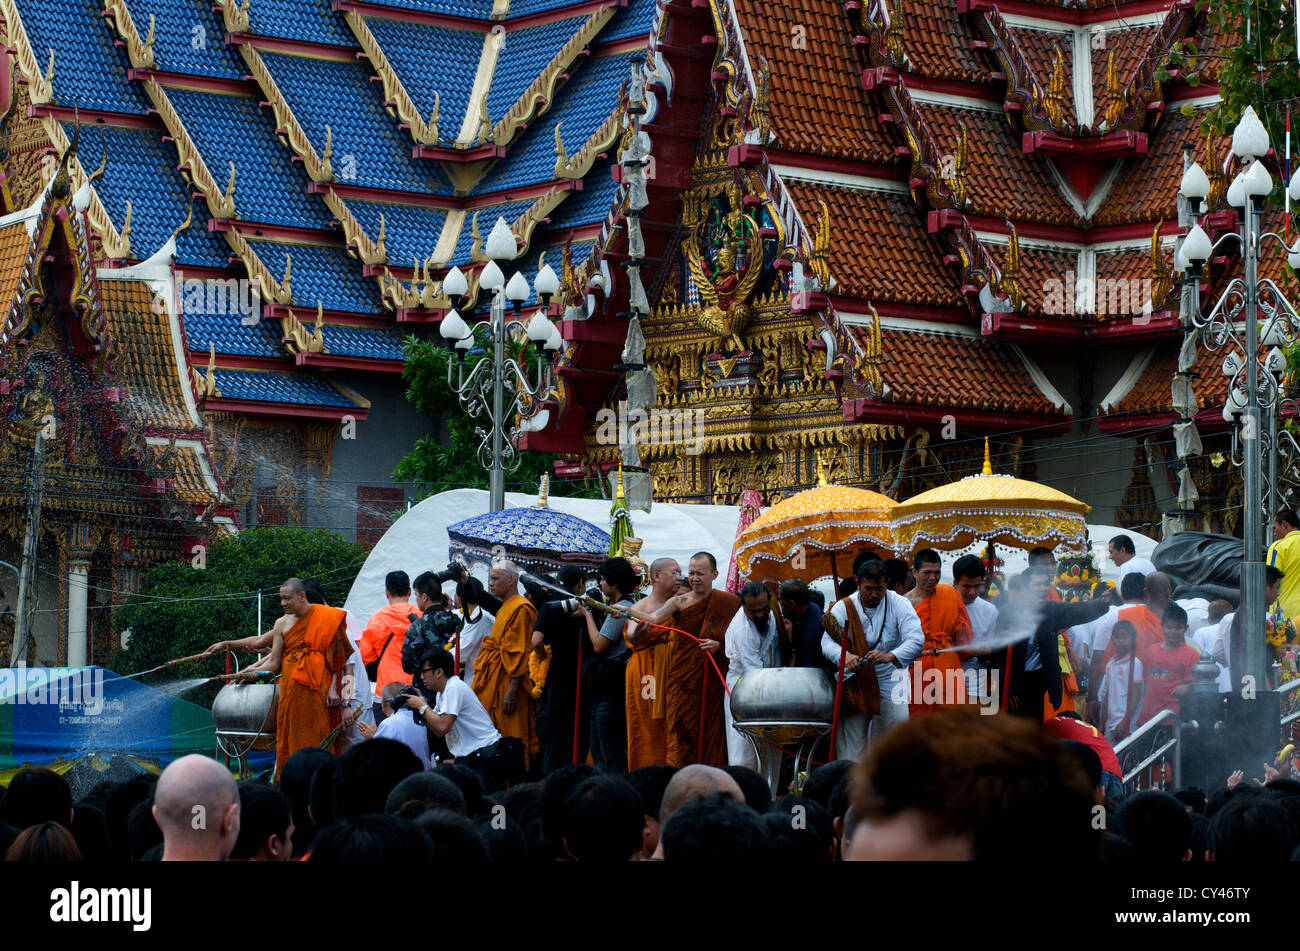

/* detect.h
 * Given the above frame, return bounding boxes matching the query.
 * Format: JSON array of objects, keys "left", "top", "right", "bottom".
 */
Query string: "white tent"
[{"left": 344, "top": 488, "right": 1158, "bottom": 622}]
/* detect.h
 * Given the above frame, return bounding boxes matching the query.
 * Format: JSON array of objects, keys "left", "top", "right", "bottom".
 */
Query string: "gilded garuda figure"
[{"left": 683, "top": 196, "right": 764, "bottom": 354}]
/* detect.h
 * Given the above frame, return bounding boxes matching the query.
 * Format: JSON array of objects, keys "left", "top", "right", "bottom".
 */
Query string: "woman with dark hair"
[
  {"left": 578, "top": 557, "right": 639, "bottom": 774},
  {"left": 5, "top": 821, "right": 83, "bottom": 862}
]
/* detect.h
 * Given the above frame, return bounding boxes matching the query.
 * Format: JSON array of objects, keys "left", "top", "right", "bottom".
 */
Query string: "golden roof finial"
[
  {"left": 221, "top": 160, "right": 236, "bottom": 215},
  {"left": 469, "top": 210, "right": 484, "bottom": 262},
  {"left": 538, "top": 474, "right": 550, "bottom": 507},
  {"left": 1045, "top": 46, "right": 1066, "bottom": 128},
  {"left": 616, "top": 462, "right": 626, "bottom": 503},
  {"left": 1104, "top": 50, "right": 1122, "bottom": 127},
  {"left": 553, "top": 122, "right": 570, "bottom": 177},
  {"left": 1001, "top": 220, "right": 1023, "bottom": 309},
  {"left": 428, "top": 90, "right": 440, "bottom": 143},
  {"left": 816, "top": 451, "right": 828, "bottom": 487},
  {"left": 1149, "top": 221, "right": 1172, "bottom": 312},
  {"left": 321, "top": 125, "right": 333, "bottom": 180},
  {"left": 281, "top": 250, "right": 292, "bottom": 298},
  {"left": 982, "top": 437, "right": 992, "bottom": 475},
  {"left": 375, "top": 211, "right": 387, "bottom": 261},
  {"left": 119, "top": 200, "right": 133, "bottom": 257},
  {"left": 311, "top": 302, "right": 326, "bottom": 353},
  {"left": 1205, "top": 129, "right": 1226, "bottom": 209}
]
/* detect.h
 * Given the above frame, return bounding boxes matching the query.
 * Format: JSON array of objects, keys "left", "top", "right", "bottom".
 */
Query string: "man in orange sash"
[
  {"left": 1102, "top": 572, "right": 1170, "bottom": 667},
  {"left": 472, "top": 560, "right": 540, "bottom": 770},
  {"left": 264, "top": 578, "right": 350, "bottom": 774},
  {"left": 630, "top": 552, "right": 739, "bottom": 767},
  {"left": 906, "top": 549, "right": 973, "bottom": 714},
  {"left": 624, "top": 557, "right": 680, "bottom": 770}
]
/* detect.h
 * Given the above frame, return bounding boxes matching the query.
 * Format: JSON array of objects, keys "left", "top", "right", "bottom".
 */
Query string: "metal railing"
[{"left": 1114, "top": 709, "right": 1180, "bottom": 795}]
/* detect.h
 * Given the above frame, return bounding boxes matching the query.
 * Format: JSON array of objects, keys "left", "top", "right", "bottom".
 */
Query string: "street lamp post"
[
  {"left": 1179, "top": 106, "right": 1300, "bottom": 720},
  {"left": 440, "top": 217, "right": 563, "bottom": 512}
]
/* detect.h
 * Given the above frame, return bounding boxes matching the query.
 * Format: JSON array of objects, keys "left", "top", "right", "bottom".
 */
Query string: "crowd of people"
[{"left": 3, "top": 521, "right": 1298, "bottom": 862}]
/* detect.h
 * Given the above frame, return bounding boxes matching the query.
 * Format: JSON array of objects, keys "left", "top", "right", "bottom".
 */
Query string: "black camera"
[
  {"left": 388, "top": 687, "right": 418, "bottom": 710},
  {"left": 433, "top": 562, "right": 464, "bottom": 586}
]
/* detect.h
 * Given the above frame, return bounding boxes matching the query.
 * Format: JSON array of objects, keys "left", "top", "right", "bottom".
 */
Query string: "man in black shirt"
[
  {"left": 996, "top": 569, "right": 1115, "bottom": 717},
  {"left": 532, "top": 566, "right": 588, "bottom": 775}
]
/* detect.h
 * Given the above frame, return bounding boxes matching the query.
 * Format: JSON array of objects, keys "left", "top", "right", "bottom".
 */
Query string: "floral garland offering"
[
  {"left": 1266, "top": 609, "right": 1297, "bottom": 649},
  {"left": 528, "top": 645, "right": 551, "bottom": 699}
]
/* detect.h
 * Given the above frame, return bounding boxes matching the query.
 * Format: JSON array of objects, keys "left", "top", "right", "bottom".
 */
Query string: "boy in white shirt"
[{"left": 1098, "top": 620, "right": 1143, "bottom": 743}]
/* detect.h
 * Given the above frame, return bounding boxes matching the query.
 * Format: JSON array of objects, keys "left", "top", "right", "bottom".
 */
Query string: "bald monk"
[
  {"left": 207, "top": 583, "right": 361, "bottom": 749},
  {"left": 472, "top": 560, "right": 540, "bottom": 770},
  {"left": 1102, "top": 572, "right": 1171, "bottom": 667},
  {"left": 624, "top": 557, "right": 680, "bottom": 770},
  {"left": 652, "top": 764, "right": 744, "bottom": 859},
  {"left": 906, "top": 548, "right": 973, "bottom": 714},
  {"left": 153, "top": 754, "right": 241, "bottom": 861},
  {"left": 256, "top": 578, "right": 350, "bottom": 775},
  {"left": 629, "top": 552, "right": 740, "bottom": 768}
]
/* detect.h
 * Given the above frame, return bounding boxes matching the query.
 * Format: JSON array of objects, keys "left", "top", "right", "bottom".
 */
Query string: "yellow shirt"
[{"left": 1268, "top": 530, "right": 1300, "bottom": 621}]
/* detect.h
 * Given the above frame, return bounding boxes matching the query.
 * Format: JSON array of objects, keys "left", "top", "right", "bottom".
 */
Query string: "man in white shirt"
[
  {"left": 821, "top": 559, "right": 924, "bottom": 761},
  {"left": 1109, "top": 534, "right": 1155, "bottom": 583},
  {"left": 407, "top": 646, "right": 507, "bottom": 791},
  {"left": 724, "top": 581, "right": 781, "bottom": 770},
  {"left": 454, "top": 581, "right": 495, "bottom": 688},
  {"left": 356, "top": 681, "right": 431, "bottom": 767},
  {"left": 952, "top": 555, "right": 998, "bottom": 701}
]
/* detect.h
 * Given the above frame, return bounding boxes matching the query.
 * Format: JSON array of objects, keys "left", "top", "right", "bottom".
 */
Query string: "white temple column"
[{"left": 67, "top": 557, "right": 90, "bottom": 667}]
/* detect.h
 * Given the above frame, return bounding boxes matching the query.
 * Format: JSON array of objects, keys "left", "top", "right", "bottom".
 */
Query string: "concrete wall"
[{"left": 244, "top": 372, "right": 440, "bottom": 544}]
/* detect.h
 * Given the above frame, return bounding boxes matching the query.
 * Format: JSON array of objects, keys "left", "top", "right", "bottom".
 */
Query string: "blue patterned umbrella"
[{"left": 447, "top": 482, "right": 611, "bottom": 574}]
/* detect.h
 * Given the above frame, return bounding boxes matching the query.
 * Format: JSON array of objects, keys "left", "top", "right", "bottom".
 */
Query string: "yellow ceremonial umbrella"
[
  {"left": 734, "top": 456, "right": 896, "bottom": 583},
  {"left": 890, "top": 439, "right": 1090, "bottom": 556}
]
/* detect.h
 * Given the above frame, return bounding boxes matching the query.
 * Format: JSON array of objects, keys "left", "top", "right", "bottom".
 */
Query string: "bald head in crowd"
[
  {"left": 153, "top": 755, "right": 241, "bottom": 861},
  {"left": 1144, "top": 572, "right": 1172, "bottom": 612},
  {"left": 658, "top": 765, "right": 743, "bottom": 828}
]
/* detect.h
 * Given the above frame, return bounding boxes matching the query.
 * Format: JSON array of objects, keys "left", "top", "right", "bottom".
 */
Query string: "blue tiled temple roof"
[
  {"left": 212, "top": 368, "right": 362, "bottom": 407},
  {"left": 558, "top": 160, "right": 620, "bottom": 226},
  {"left": 122, "top": 0, "right": 247, "bottom": 80},
  {"left": 245, "top": 240, "right": 386, "bottom": 314},
  {"left": 63, "top": 122, "right": 228, "bottom": 268},
  {"left": 600, "top": 0, "right": 656, "bottom": 44},
  {"left": 360, "top": 0, "right": 494, "bottom": 17},
  {"left": 508, "top": 0, "right": 598, "bottom": 16},
  {"left": 473, "top": 50, "right": 633, "bottom": 194},
  {"left": 487, "top": 15, "right": 588, "bottom": 122},
  {"left": 319, "top": 324, "right": 408, "bottom": 360},
  {"left": 363, "top": 17, "right": 482, "bottom": 145},
  {"left": 165, "top": 87, "right": 333, "bottom": 229},
  {"left": 183, "top": 309, "right": 282, "bottom": 358},
  {"left": 347, "top": 201, "right": 448, "bottom": 270},
  {"left": 14, "top": 0, "right": 149, "bottom": 113},
  {"left": 246, "top": 0, "right": 357, "bottom": 48},
  {"left": 260, "top": 51, "right": 452, "bottom": 195}
]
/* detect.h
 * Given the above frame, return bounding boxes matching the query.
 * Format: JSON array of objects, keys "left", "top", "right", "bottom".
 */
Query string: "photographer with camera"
[
  {"left": 401, "top": 571, "right": 465, "bottom": 705},
  {"left": 531, "top": 565, "right": 589, "bottom": 774},
  {"left": 355, "top": 681, "right": 431, "bottom": 768},
  {"left": 360, "top": 571, "right": 421, "bottom": 724},
  {"left": 577, "top": 557, "right": 638, "bottom": 774},
  {"left": 410, "top": 648, "right": 516, "bottom": 792}
]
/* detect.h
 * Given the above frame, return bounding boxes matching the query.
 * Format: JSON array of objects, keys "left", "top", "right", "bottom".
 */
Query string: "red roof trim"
[{"left": 204, "top": 397, "right": 369, "bottom": 421}]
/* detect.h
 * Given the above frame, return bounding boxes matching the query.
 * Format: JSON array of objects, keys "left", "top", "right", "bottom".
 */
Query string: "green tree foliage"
[
  {"left": 393, "top": 333, "right": 600, "bottom": 499},
  {"left": 110, "top": 528, "right": 367, "bottom": 699},
  {"left": 1173, "top": 0, "right": 1299, "bottom": 146}
]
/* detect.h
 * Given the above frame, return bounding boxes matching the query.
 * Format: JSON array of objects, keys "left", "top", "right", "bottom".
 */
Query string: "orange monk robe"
[
  {"left": 664, "top": 590, "right": 740, "bottom": 768},
  {"left": 472, "top": 594, "right": 540, "bottom": 768},
  {"left": 909, "top": 583, "right": 973, "bottom": 715},
  {"left": 276, "top": 603, "right": 349, "bottom": 773},
  {"left": 1102, "top": 605, "right": 1163, "bottom": 667},
  {"left": 625, "top": 625, "right": 670, "bottom": 770}
]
